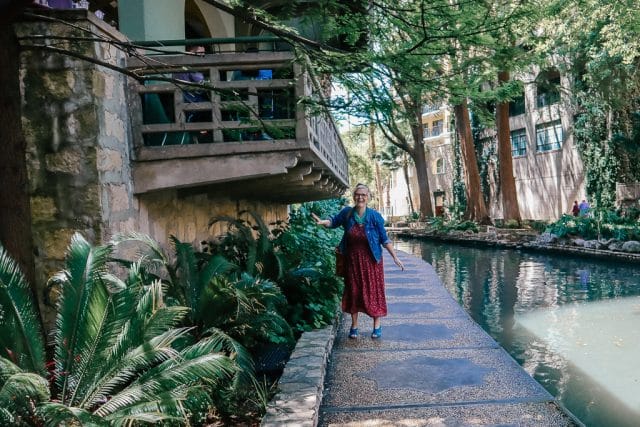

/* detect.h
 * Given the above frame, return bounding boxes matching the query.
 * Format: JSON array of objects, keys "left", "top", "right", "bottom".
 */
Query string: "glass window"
[
  {"left": 536, "top": 120, "right": 563, "bottom": 152},
  {"left": 536, "top": 70, "right": 561, "bottom": 108},
  {"left": 432, "top": 120, "right": 443, "bottom": 136},
  {"left": 510, "top": 128, "right": 527, "bottom": 157},
  {"left": 509, "top": 95, "right": 525, "bottom": 116},
  {"left": 435, "top": 158, "right": 445, "bottom": 174},
  {"left": 423, "top": 123, "right": 430, "bottom": 138}
]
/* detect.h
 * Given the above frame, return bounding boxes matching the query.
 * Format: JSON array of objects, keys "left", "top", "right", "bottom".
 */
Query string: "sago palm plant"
[{"left": 0, "top": 234, "right": 250, "bottom": 425}]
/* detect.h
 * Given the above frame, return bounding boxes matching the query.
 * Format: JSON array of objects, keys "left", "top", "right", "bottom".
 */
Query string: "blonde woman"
[{"left": 312, "top": 184, "right": 404, "bottom": 339}]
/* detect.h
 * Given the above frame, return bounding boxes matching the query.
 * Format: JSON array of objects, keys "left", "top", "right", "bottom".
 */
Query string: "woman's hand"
[
  {"left": 311, "top": 212, "right": 330, "bottom": 227},
  {"left": 392, "top": 256, "right": 404, "bottom": 271}
]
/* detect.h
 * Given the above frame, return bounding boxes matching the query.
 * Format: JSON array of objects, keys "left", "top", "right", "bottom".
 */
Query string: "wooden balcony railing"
[{"left": 126, "top": 49, "right": 348, "bottom": 198}]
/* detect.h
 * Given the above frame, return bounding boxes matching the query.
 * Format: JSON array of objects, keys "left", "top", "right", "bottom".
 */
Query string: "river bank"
[{"left": 389, "top": 226, "right": 640, "bottom": 264}]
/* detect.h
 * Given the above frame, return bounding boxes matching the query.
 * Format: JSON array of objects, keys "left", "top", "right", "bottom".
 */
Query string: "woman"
[{"left": 312, "top": 183, "right": 404, "bottom": 339}]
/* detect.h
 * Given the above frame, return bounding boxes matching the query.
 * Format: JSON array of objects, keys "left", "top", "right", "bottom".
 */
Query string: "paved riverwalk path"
[{"left": 318, "top": 251, "right": 578, "bottom": 426}]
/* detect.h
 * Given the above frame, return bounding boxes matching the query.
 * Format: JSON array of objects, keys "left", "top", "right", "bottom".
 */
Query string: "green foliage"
[
  {"left": 274, "top": 200, "right": 344, "bottom": 334},
  {"left": 114, "top": 231, "right": 294, "bottom": 362},
  {"left": 428, "top": 217, "right": 479, "bottom": 233},
  {"left": 546, "top": 211, "right": 640, "bottom": 241},
  {"left": 0, "top": 245, "right": 46, "bottom": 375},
  {"left": 0, "top": 234, "right": 252, "bottom": 425},
  {"left": 502, "top": 219, "right": 522, "bottom": 229},
  {"left": 405, "top": 211, "right": 421, "bottom": 223}
]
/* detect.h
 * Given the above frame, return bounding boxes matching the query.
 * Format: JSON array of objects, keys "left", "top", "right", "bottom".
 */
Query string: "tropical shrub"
[
  {"left": 206, "top": 203, "right": 344, "bottom": 335},
  {"left": 112, "top": 232, "right": 294, "bottom": 363},
  {"left": 546, "top": 211, "right": 640, "bottom": 241},
  {"left": 427, "top": 217, "right": 479, "bottom": 233},
  {"left": 274, "top": 200, "right": 344, "bottom": 333},
  {"left": 0, "top": 235, "right": 251, "bottom": 426}
]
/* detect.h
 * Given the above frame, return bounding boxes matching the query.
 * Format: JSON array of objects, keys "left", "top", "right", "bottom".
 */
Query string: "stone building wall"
[
  {"left": 17, "top": 11, "right": 137, "bottom": 328},
  {"left": 137, "top": 190, "right": 289, "bottom": 248}
]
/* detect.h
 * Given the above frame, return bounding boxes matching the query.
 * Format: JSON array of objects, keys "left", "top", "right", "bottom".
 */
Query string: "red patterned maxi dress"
[{"left": 342, "top": 223, "right": 387, "bottom": 317}]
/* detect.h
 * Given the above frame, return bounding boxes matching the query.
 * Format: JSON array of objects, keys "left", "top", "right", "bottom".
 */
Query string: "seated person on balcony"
[
  {"left": 173, "top": 45, "right": 210, "bottom": 122},
  {"left": 232, "top": 47, "right": 273, "bottom": 81}
]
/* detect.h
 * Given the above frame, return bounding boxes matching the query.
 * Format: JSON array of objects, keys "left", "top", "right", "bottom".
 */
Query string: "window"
[
  {"left": 536, "top": 69, "right": 561, "bottom": 108},
  {"left": 510, "top": 128, "right": 527, "bottom": 157},
  {"left": 432, "top": 120, "right": 443, "bottom": 136},
  {"left": 423, "top": 123, "right": 430, "bottom": 138},
  {"left": 536, "top": 120, "right": 563, "bottom": 152},
  {"left": 509, "top": 95, "right": 525, "bottom": 116},
  {"left": 435, "top": 158, "right": 445, "bottom": 174}
]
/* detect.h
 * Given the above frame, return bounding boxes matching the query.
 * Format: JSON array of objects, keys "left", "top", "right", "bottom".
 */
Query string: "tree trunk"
[
  {"left": 402, "top": 159, "right": 415, "bottom": 214},
  {"left": 409, "top": 125, "right": 433, "bottom": 218},
  {"left": 0, "top": 26, "right": 36, "bottom": 285},
  {"left": 453, "top": 100, "right": 491, "bottom": 224},
  {"left": 496, "top": 71, "right": 521, "bottom": 224},
  {"left": 369, "top": 123, "right": 384, "bottom": 212}
]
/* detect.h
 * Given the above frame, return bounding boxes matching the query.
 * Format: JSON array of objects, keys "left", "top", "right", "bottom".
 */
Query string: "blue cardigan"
[{"left": 330, "top": 206, "right": 390, "bottom": 263}]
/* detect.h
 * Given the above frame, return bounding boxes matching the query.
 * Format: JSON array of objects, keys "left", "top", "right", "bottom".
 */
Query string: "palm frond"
[
  {"left": 171, "top": 235, "right": 199, "bottom": 310},
  {"left": 199, "top": 254, "right": 235, "bottom": 286},
  {"left": 0, "top": 357, "right": 24, "bottom": 392},
  {"left": 37, "top": 402, "right": 108, "bottom": 427},
  {"left": 79, "top": 327, "right": 191, "bottom": 409},
  {"left": 94, "top": 353, "right": 235, "bottom": 417},
  {"left": 53, "top": 233, "right": 114, "bottom": 404},
  {"left": 0, "top": 372, "right": 50, "bottom": 416},
  {"left": 105, "top": 387, "right": 203, "bottom": 426},
  {"left": 209, "top": 215, "right": 258, "bottom": 275},
  {"left": 197, "top": 327, "right": 255, "bottom": 389},
  {"left": 110, "top": 231, "right": 169, "bottom": 267},
  {"left": 0, "top": 244, "right": 46, "bottom": 374}
]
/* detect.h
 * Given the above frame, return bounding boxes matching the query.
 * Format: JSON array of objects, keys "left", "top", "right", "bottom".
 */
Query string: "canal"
[{"left": 396, "top": 238, "right": 640, "bottom": 427}]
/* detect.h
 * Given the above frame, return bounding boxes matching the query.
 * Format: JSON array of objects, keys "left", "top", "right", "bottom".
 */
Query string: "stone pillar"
[{"left": 16, "top": 10, "right": 137, "bottom": 330}]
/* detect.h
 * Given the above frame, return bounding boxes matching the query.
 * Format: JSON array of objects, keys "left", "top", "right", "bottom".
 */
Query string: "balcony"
[{"left": 126, "top": 49, "right": 348, "bottom": 201}]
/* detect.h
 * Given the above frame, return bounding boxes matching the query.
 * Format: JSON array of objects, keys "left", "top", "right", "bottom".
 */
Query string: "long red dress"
[{"left": 342, "top": 224, "right": 387, "bottom": 317}]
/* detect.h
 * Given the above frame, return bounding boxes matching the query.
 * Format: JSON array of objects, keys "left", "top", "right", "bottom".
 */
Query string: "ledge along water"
[
  {"left": 317, "top": 249, "right": 580, "bottom": 426},
  {"left": 393, "top": 234, "right": 640, "bottom": 427}
]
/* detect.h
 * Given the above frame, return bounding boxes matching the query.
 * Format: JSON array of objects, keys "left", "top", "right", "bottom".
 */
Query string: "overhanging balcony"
[{"left": 127, "top": 48, "right": 348, "bottom": 202}]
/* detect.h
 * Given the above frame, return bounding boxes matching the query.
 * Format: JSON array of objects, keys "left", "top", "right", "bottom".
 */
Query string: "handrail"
[{"left": 133, "top": 36, "right": 285, "bottom": 48}]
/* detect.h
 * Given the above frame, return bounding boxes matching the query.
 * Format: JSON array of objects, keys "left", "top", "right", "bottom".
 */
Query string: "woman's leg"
[
  {"left": 373, "top": 316, "right": 380, "bottom": 329},
  {"left": 351, "top": 312, "right": 359, "bottom": 329}
]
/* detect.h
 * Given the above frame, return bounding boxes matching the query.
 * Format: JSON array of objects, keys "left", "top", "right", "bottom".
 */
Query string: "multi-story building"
[
  {"left": 384, "top": 103, "right": 454, "bottom": 218},
  {"left": 384, "top": 66, "right": 586, "bottom": 221}
]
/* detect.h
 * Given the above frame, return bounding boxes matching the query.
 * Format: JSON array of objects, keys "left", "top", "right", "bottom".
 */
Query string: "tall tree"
[
  {"left": 495, "top": 70, "right": 521, "bottom": 224},
  {"left": 0, "top": 1, "right": 35, "bottom": 284},
  {"left": 454, "top": 100, "right": 490, "bottom": 224}
]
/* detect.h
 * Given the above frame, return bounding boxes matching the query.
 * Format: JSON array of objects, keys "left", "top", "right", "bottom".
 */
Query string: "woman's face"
[{"left": 353, "top": 187, "right": 369, "bottom": 208}]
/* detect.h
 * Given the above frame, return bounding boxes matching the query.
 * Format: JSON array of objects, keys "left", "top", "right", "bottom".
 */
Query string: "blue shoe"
[
  {"left": 371, "top": 326, "right": 382, "bottom": 339},
  {"left": 348, "top": 327, "right": 358, "bottom": 339}
]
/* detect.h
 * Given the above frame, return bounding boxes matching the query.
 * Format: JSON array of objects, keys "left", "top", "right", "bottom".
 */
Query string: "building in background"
[{"left": 383, "top": 66, "right": 585, "bottom": 222}]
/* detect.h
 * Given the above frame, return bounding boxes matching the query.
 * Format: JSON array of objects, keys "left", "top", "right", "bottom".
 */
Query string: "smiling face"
[{"left": 353, "top": 184, "right": 370, "bottom": 209}]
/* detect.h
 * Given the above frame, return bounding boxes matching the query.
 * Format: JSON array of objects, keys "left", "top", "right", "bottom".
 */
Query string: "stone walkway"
[{"left": 318, "top": 251, "right": 580, "bottom": 426}]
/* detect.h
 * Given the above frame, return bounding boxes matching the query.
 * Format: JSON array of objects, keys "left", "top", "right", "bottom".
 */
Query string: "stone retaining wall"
[{"left": 261, "top": 311, "right": 340, "bottom": 427}]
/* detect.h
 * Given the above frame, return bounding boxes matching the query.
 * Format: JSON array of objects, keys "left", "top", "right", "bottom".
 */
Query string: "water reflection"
[{"left": 396, "top": 239, "right": 640, "bottom": 427}]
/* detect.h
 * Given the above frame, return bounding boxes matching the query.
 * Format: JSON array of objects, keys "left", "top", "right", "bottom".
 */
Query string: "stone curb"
[
  {"left": 394, "top": 231, "right": 640, "bottom": 263},
  {"left": 261, "top": 310, "right": 340, "bottom": 427}
]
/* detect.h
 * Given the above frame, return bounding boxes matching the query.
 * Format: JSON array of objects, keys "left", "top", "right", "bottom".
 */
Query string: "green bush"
[
  {"left": 275, "top": 200, "right": 344, "bottom": 334},
  {"left": 427, "top": 217, "right": 479, "bottom": 233},
  {"left": 546, "top": 211, "right": 640, "bottom": 241}
]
